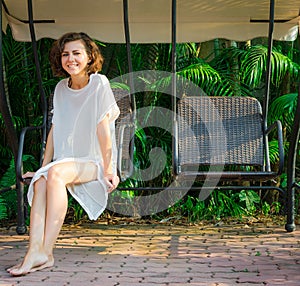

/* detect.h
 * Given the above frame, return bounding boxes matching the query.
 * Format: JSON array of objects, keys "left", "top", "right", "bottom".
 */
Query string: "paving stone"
[{"left": 0, "top": 223, "right": 299, "bottom": 285}]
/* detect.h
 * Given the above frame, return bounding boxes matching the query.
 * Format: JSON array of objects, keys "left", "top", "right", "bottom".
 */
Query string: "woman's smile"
[{"left": 61, "top": 40, "right": 89, "bottom": 77}]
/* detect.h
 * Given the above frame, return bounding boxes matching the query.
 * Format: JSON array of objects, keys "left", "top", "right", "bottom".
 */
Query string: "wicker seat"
[{"left": 173, "top": 96, "right": 284, "bottom": 182}]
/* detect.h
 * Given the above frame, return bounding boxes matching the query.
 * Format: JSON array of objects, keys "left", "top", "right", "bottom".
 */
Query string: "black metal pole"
[
  {"left": 123, "top": 0, "right": 136, "bottom": 118},
  {"left": 171, "top": 0, "right": 176, "bottom": 103},
  {"left": 27, "top": 0, "right": 47, "bottom": 144},
  {"left": 285, "top": 83, "right": 300, "bottom": 232},
  {"left": 171, "top": 0, "right": 178, "bottom": 175},
  {"left": 263, "top": 0, "right": 275, "bottom": 172},
  {"left": 0, "top": 0, "right": 27, "bottom": 234},
  {"left": 122, "top": 0, "right": 136, "bottom": 179},
  {"left": 0, "top": 1, "right": 19, "bottom": 160},
  {"left": 11, "top": 0, "right": 48, "bottom": 235},
  {"left": 264, "top": 0, "right": 275, "bottom": 123}
]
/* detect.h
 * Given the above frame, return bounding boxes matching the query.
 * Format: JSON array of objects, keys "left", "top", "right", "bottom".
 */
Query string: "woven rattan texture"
[
  {"left": 113, "top": 88, "right": 133, "bottom": 163},
  {"left": 177, "top": 96, "right": 264, "bottom": 167}
]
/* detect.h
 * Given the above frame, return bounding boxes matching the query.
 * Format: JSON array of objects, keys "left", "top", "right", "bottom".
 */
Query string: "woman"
[{"left": 7, "top": 32, "right": 120, "bottom": 276}]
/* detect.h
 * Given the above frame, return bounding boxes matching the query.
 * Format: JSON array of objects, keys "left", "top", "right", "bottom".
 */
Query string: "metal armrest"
[
  {"left": 172, "top": 119, "right": 180, "bottom": 176},
  {"left": 16, "top": 125, "right": 45, "bottom": 183},
  {"left": 117, "top": 122, "right": 135, "bottom": 182},
  {"left": 265, "top": 120, "right": 284, "bottom": 176}
]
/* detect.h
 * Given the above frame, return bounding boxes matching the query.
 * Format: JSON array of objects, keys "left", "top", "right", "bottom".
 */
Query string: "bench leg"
[
  {"left": 285, "top": 86, "right": 300, "bottom": 233},
  {"left": 16, "top": 181, "right": 27, "bottom": 235}
]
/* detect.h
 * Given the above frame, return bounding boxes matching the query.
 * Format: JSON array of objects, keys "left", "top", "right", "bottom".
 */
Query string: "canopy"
[{"left": 2, "top": 0, "right": 300, "bottom": 43}]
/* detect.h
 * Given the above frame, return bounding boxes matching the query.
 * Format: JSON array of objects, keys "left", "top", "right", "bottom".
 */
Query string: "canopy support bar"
[
  {"left": 262, "top": 0, "right": 275, "bottom": 172},
  {"left": 264, "top": 0, "right": 275, "bottom": 121},
  {"left": 171, "top": 0, "right": 177, "bottom": 175},
  {"left": 12, "top": 0, "right": 48, "bottom": 234},
  {"left": 27, "top": 0, "right": 47, "bottom": 141},
  {"left": 0, "top": 1, "right": 19, "bottom": 160},
  {"left": 123, "top": 0, "right": 136, "bottom": 120},
  {"left": 171, "top": 0, "right": 177, "bottom": 108},
  {"left": 285, "top": 83, "right": 300, "bottom": 232},
  {"left": 0, "top": 0, "right": 26, "bottom": 234}
]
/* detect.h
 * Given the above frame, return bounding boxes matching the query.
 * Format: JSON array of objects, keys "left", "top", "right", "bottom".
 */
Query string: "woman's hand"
[
  {"left": 22, "top": 171, "right": 35, "bottom": 184},
  {"left": 22, "top": 171, "right": 35, "bottom": 179},
  {"left": 104, "top": 174, "right": 119, "bottom": 193}
]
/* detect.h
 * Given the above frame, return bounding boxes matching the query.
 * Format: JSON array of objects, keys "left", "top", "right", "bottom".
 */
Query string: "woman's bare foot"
[
  {"left": 6, "top": 263, "right": 22, "bottom": 273},
  {"left": 8, "top": 252, "right": 54, "bottom": 276}
]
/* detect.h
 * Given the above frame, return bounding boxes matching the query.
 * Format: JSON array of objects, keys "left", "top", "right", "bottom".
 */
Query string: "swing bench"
[
  {"left": 167, "top": 0, "right": 286, "bottom": 205},
  {"left": 173, "top": 95, "right": 284, "bottom": 183}
]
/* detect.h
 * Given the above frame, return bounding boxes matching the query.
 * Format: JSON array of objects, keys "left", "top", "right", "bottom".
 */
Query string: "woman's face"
[{"left": 61, "top": 40, "right": 90, "bottom": 77}]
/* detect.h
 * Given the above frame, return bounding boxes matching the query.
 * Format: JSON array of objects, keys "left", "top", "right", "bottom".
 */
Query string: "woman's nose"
[{"left": 67, "top": 54, "right": 74, "bottom": 61}]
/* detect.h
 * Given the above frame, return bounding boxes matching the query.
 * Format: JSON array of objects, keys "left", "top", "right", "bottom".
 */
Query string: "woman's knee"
[
  {"left": 47, "top": 163, "right": 80, "bottom": 185},
  {"left": 47, "top": 162, "right": 98, "bottom": 185},
  {"left": 47, "top": 165, "right": 65, "bottom": 184}
]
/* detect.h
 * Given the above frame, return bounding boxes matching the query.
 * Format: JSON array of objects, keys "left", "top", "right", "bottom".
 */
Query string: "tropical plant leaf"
[
  {"left": 241, "top": 45, "right": 299, "bottom": 89},
  {"left": 268, "top": 93, "right": 298, "bottom": 129},
  {"left": 0, "top": 196, "right": 8, "bottom": 220}
]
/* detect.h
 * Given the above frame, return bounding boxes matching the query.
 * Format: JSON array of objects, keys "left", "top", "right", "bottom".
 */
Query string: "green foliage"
[
  {"left": 170, "top": 190, "right": 261, "bottom": 223},
  {"left": 240, "top": 45, "right": 299, "bottom": 88},
  {"left": 0, "top": 196, "right": 7, "bottom": 220},
  {"left": 179, "top": 196, "right": 206, "bottom": 222},
  {"left": 67, "top": 197, "right": 86, "bottom": 223},
  {"left": 0, "top": 155, "right": 38, "bottom": 220},
  {"left": 268, "top": 92, "right": 298, "bottom": 131},
  {"left": 178, "top": 59, "right": 233, "bottom": 96},
  {"left": 267, "top": 140, "right": 279, "bottom": 164},
  {"left": 238, "top": 190, "right": 261, "bottom": 214},
  {"left": 262, "top": 201, "right": 281, "bottom": 216}
]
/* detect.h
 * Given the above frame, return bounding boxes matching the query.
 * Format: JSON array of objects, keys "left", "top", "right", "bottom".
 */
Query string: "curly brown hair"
[{"left": 49, "top": 32, "right": 104, "bottom": 77}]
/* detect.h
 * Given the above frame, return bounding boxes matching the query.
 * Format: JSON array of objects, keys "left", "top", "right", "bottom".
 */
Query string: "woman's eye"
[{"left": 62, "top": 53, "right": 68, "bottom": 57}]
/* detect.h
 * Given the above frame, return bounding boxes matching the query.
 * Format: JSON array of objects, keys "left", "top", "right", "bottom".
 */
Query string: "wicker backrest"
[
  {"left": 47, "top": 94, "right": 54, "bottom": 133},
  {"left": 177, "top": 96, "right": 264, "bottom": 167},
  {"left": 113, "top": 88, "right": 133, "bottom": 149}
]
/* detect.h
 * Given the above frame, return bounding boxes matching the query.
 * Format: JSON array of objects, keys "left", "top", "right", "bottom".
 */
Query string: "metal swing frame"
[{"left": 0, "top": 0, "right": 298, "bottom": 233}]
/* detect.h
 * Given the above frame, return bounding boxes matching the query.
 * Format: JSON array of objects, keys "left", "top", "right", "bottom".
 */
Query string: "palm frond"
[
  {"left": 241, "top": 45, "right": 299, "bottom": 88},
  {"left": 268, "top": 93, "right": 298, "bottom": 128}
]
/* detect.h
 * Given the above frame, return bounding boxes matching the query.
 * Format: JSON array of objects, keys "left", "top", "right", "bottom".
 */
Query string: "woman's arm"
[
  {"left": 97, "top": 114, "right": 119, "bottom": 192},
  {"left": 41, "top": 125, "right": 54, "bottom": 167},
  {"left": 23, "top": 125, "right": 54, "bottom": 179}
]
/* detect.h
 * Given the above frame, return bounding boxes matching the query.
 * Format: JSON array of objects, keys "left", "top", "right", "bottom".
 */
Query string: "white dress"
[{"left": 27, "top": 73, "right": 120, "bottom": 220}]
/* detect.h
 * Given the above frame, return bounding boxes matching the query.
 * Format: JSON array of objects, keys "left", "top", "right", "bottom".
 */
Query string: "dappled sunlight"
[{"left": 0, "top": 223, "right": 299, "bottom": 285}]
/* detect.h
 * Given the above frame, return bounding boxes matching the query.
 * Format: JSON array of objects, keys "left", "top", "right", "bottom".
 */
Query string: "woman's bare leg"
[
  {"left": 43, "top": 162, "right": 97, "bottom": 255},
  {"left": 9, "top": 162, "right": 97, "bottom": 276},
  {"left": 8, "top": 177, "right": 49, "bottom": 275}
]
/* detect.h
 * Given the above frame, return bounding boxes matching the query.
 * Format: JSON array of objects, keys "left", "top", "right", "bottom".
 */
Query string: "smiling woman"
[
  {"left": 49, "top": 32, "right": 104, "bottom": 78},
  {"left": 6, "top": 32, "right": 120, "bottom": 276},
  {"left": 62, "top": 40, "right": 90, "bottom": 89}
]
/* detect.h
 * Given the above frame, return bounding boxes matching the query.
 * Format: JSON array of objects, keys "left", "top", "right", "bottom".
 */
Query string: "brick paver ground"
[{"left": 0, "top": 221, "right": 299, "bottom": 285}]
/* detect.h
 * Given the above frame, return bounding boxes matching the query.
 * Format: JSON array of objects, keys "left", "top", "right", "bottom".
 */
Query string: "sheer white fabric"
[{"left": 27, "top": 73, "right": 120, "bottom": 220}]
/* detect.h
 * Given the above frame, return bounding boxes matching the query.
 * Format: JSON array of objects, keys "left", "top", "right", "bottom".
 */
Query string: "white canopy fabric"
[{"left": 2, "top": 0, "right": 300, "bottom": 43}]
